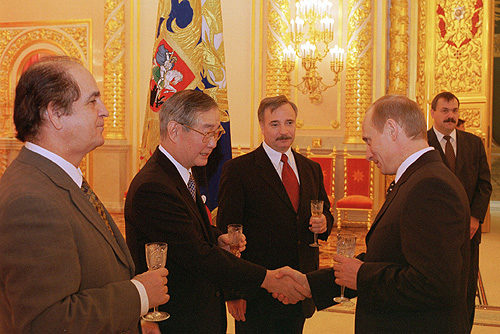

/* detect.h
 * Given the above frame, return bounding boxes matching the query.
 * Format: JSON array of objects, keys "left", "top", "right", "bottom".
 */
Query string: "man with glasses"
[{"left": 125, "top": 89, "right": 311, "bottom": 333}]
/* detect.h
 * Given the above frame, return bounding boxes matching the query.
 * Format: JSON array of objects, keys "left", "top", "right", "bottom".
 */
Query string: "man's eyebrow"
[{"left": 85, "top": 91, "right": 101, "bottom": 102}]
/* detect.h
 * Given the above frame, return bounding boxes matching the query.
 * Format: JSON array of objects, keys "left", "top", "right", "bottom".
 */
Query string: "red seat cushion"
[{"left": 336, "top": 195, "right": 373, "bottom": 209}]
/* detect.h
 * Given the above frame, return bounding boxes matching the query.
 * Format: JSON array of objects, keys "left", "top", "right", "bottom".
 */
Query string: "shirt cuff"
[{"left": 131, "top": 279, "right": 149, "bottom": 316}]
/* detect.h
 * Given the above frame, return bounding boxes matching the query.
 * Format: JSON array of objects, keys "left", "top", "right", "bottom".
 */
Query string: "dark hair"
[
  {"left": 457, "top": 119, "right": 465, "bottom": 127},
  {"left": 369, "top": 95, "right": 426, "bottom": 140},
  {"left": 14, "top": 56, "right": 81, "bottom": 142},
  {"left": 257, "top": 95, "right": 298, "bottom": 122},
  {"left": 159, "top": 89, "right": 218, "bottom": 137},
  {"left": 431, "top": 91, "right": 460, "bottom": 111}
]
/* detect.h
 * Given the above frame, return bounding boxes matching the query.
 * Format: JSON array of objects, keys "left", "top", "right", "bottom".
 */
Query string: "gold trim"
[
  {"left": 103, "top": 0, "right": 126, "bottom": 140},
  {"left": 387, "top": 0, "right": 409, "bottom": 95}
]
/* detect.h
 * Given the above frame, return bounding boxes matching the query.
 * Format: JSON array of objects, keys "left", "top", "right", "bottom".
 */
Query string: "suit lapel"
[
  {"left": 294, "top": 150, "right": 311, "bottom": 218},
  {"left": 427, "top": 129, "right": 446, "bottom": 162},
  {"left": 254, "top": 145, "right": 296, "bottom": 213},
  {"left": 18, "top": 148, "right": 132, "bottom": 269},
  {"left": 154, "top": 149, "right": 213, "bottom": 243},
  {"left": 455, "top": 130, "right": 465, "bottom": 175}
]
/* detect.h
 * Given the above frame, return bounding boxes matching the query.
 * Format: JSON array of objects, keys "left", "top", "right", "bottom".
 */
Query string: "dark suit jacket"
[
  {"left": 308, "top": 150, "right": 471, "bottom": 333},
  {"left": 217, "top": 145, "right": 334, "bottom": 319},
  {"left": 427, "top": 128, "right": 492, "bottom": 242},
  {"left": 0, "top": 148, "right": 141, "bottom": 333},
  {"left": 125, "top": 148, "right": 267, "bottom": 333}
]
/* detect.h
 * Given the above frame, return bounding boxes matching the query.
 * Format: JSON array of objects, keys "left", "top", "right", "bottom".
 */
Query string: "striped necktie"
[
  {"left": 187, "top": 173, "right": 197, "bottom": 201},
  {"left": 81, "top": 178, "right": 114, "bottom": 236}
]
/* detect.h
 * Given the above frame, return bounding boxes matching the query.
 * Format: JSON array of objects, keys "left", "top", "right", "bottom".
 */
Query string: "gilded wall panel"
[
  {"left": 388, "top": 0, "right": 409, "bottom": 95},
  {"left": 0, "top": 21, "right": 91, "bottom": 138},
  {"left": 434, "top": 0, "right": 484, "bottom": 93},
  {"left": 345, "top": 0, "right": 373, "bottom": 143},
  {"left": 103, "top": 0, "right": 126, "bottom": 139},
  {"left": 416, "top": 0, "right": 427, "bottom": 109},
  {"left": 266, "top": 0, "right": 291, "bottom": 97}
]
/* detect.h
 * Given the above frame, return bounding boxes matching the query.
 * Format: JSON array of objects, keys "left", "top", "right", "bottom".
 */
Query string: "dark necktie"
[
  {"left": 187, "top": 173, "right": 197, "bottom": 201},
  {"left": 386, "top": 180, "right": 396, "bottom": 196},
  {"left": 281, "top": 154, "right": 299, "bottom": 212},
  {"left": 444, "top": 135, "right": 456, "bottom": 173},
  {"left": 81, "top": 178, "right": 114, "bottom": 236}
]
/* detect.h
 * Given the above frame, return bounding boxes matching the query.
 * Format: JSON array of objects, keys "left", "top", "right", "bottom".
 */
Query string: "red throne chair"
[
  {"left": 336, "top": 148, "right": 374, "bottom": 230},
  {"left": 305, "top": 147, "right": 336, "bottom": 209}
]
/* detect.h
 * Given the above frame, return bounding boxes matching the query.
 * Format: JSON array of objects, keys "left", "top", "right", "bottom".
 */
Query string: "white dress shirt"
[
  {"left": 25, "top": 142, "right": 149, "bottom": 316},
  {"left": 432, "top": 127, "right": 457, "bottom": 156},
  {"left": 262, "top": 141, "right": 300, "bottom": 184},
  {"left": 395, "top": 147, "right": 435, "bottom": 183}
]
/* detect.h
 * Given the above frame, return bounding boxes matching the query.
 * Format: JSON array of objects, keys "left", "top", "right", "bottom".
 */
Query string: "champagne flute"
[
  {"left": 227, "top": 224, "right": 243, "bottom": 257},
  {"left": 309, "top": 200, "right": 324, "bottom": 247},
  {"left": 334, "top": 233, "right": 356, "bottom": 305},
  {"left": 142, "top": 242, "right": 170, "bottom": 322}
]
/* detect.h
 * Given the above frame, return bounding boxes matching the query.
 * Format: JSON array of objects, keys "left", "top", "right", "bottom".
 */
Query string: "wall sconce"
[{"left": 282, "top": 0, "right": 345, "bottom": 104}]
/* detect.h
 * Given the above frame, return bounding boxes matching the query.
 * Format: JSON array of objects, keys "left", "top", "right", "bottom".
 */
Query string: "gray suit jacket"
[{"left": 0, "top": 148, "right": 141, "bottom": 333}]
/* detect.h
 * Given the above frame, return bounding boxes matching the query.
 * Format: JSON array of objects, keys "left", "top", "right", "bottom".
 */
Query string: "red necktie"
[{"left": 281, "top": 154, "right": 299, "bottom": 212}]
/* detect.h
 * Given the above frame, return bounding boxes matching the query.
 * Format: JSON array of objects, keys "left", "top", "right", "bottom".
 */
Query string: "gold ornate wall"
[
  {"left": 265, "top": 0, "right": 291, "bottom": 98},
  {"left": 418, "top": 0, "right": 491, "bottom": 143},
  {"left": 344, "top": 0, "right": 373, "bottom": 143},
  {"left": 103, "top": 0, "right": 126, "bottom": 139},
  {"left": 388, "top": 0, "right": 409, "bottom": 95}
]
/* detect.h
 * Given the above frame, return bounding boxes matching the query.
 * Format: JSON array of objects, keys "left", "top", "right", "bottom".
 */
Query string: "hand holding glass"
[
  {"left": 309, "top": 200, "right": 324, "bottom": 247},
  {"left": 142, "top": 242, "right": 170, "bottom": 322},
  {"left": 334, "top": 233, "right": 356, "bottom": 305},
  {"left": 228, "top": 224, "right": 243, "bottom": 257}
]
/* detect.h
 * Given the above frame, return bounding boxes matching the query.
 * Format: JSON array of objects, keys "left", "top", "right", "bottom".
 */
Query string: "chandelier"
[{"left": 282, "top": 0, "right": 345, "bottom": 103}]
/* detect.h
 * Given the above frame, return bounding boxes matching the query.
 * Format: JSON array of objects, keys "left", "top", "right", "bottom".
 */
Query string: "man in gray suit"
[{"left": 0, "top": 56, "right": 169, "bottom": 333}]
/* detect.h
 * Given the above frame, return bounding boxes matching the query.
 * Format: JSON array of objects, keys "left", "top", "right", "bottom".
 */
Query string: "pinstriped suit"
[{"left": 0, "top": 147, "right": 141, "bottom": 333}]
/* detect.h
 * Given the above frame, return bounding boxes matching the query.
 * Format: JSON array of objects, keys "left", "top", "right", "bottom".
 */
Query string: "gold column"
[
  {"left": 344, "top": 0, "right": 373, "bottom": 143},
  {"left": 103, "top": 0, "right": 126, "bottom": 139},
  {"left": 415, "top": 0, "right": 427, "bottom": 111},
  {"left": 265, "top": 0, "right": 291, "bottom": 98},
  {"left": 387, "top": 0, "right": 409, "bottom": 95}
]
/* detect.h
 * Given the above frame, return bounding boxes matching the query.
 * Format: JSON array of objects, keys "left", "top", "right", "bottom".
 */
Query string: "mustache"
[
  {"left": 444, "top": 118, "right": 456, "bottom": 123},
  {"left": 276, "top": 135, "right": 293, "bottom": 141}
]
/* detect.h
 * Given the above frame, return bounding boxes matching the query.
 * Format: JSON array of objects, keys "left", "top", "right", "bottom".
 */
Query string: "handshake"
[{"left": 261, "top": 266, "right": 312, "bottom": 304}]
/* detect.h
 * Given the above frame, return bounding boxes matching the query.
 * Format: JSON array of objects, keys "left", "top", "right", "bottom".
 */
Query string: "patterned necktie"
[
  {"left": 187, "top": 172, "right": 197, "bottom": 201},
  {"left": 386, "top": 180, "right": 396, "bottom": 196},
  {"left": 443, "top": 135, "right": 456, "bottom": 173},
  {"left": 281, "top": 154, "right": 299, "bottom": 212},
  {"left": 80, "top": 178, "right": 114, "bottom": 236}
]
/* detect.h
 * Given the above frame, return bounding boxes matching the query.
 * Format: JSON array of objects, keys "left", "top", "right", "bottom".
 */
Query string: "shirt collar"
[
  {"left": 25, "top": 142, "right": 83, "bottom": 187},
  {"left": 395, "top": 147, "right": 434, "bottom": 183},
  {"left": 158, "top": 144, "right": 191, "bottom": 185},
  {"left": 262, "top": 141, "right": 294, "bottom": 169},
  {"left": 433, "top": 127, "right": 456, "bottom": 143}
]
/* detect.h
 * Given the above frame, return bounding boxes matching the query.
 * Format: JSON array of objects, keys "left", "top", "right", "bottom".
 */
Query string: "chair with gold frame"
[
  {"left": 305, "top": 146, "right": 336, "bottom": 209},
  {"left": 336, "top": 148, "right": 374, "bottom": 230}
]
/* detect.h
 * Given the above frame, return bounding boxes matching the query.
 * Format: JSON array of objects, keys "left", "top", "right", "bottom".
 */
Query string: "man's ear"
[
  {"left": 385, "top": 119, "right": 398, "bottom": 139},
  {"left": 45, "top": 101, "right": 64, "bottom": 130},
  {"left": 166, "top": 120, "right": 179, "bottom": 142}
]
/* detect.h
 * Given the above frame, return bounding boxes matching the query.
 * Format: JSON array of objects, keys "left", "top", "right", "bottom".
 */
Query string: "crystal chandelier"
[{"left": 282, "top": 0, "right": 345, "bottom": 103}]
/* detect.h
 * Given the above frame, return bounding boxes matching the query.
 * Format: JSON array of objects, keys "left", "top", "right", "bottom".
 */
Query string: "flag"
[{"left": 140, "top": 0, "right": 232, "bottom": 211}]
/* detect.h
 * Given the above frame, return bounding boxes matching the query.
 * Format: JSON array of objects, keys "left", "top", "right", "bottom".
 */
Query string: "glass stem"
[
  {"left": 314, "top": 233, "right": 318, "bottom": 244},
  {"left": 340, "top": 285, "right": 345, "bottom": 298},
  {"left": 153, "top": 306, "right": 158, "bottom": 314}
]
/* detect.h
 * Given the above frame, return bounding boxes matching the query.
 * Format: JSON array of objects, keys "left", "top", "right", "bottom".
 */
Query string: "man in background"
[
  {"left": 217, "top": 95, "right": 333, "bottom": 333},
  {"left": 125, "top": 90, "right": 310, "bottom": 333},
  {"left": 428, "top": 91, "right": 492, "bottom": 330},
  {"left": 282, "top": 95, "right": 470, "bottom": 333},
  {"left": 0, "top": 56, "right": 169, "bottom": 333}
]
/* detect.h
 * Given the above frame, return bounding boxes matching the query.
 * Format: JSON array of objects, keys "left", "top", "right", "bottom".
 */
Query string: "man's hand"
[
  {"left": 141, "top": 320, "right": 161, "bottom": 334},
  {"left": 470, "top": 216, "right": 479, "bottom": 239},
  {"left": 218, "top": 233, "right": 247, "bottom": 256},
  {"left": 134, "top": 268, "right": 169, "bottom": 308},
  {"left": 227, "top": 299, "right": 247, "bottom": 321},
  {"left": 309, "top": 214, "right": 327, "bottom": 234},
  {"left": 333, "top": 255, "right": 363, "bottom": 290},
  {"left": 261, "top": 266, "right": 311, "bottom": 304}
]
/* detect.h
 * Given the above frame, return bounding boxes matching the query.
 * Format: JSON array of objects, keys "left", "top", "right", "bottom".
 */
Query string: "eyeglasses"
[{"left": 180, "top": 123, "right": 226, "bottom": 143}]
